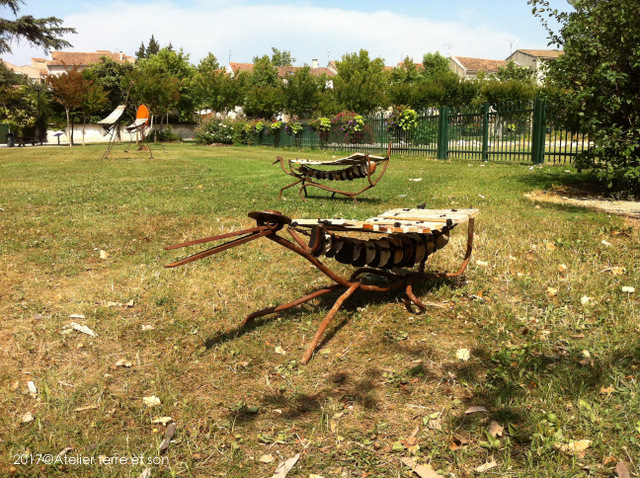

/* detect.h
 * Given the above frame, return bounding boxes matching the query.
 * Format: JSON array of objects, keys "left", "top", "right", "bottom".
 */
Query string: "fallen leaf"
[
  {"left": 488, "top": 420, "right": 504, "bottom": 438},
  {"left": 400, "top": 457, "right": 441, "bottom": 478},
  {"left": 464, "top": 405, "right": 487, "bottom": 414},
  {"left": 259, "top": 454, "right": 275, "bottom": 463},
  {"left": 580, "top": 295, "right": 592, "bottom": 305},
  {"left": 556, "top": 439, "right": 591, "bottom": 457},
  {"left": 138, "top": 468, "right": 151, "bottom": 478},
  {"left": 603, "top": 455, "right": 617, "bottom": 466},
  {"left": 114, "top": 359, "right": 133, "bottom": 368},
  {"left": 158, "top": 422, "right": 177, "bottom": 454},
  {"left": 151, "top": 416, "right": 173, "bottom": 426},
  {"left": 427, "top": 418, "right": 442, "bottom": 431},
  {"left": 546, "top": 287, "right": 558, "bottom": 297},
  {"left": 68, "top": 322, "right": 97, "bottom": 337},
  {"left": 600, "top": 386, "right": 615, "bottom": 395},
  {"left": 99, "top": 250, "right": 109, "bottom": 259},
  {"left": 615, "top": 461, "right": 631, "bottom": 478},
  {"left": 455, "top": 348, "right": 470, "bottom": 361},
  {"left": 475, "top": 459, "right": 498, "bottom": 473},
  {"left": 27, "top": 380, "right": 37, "bottom": 398},
  {"left": 21, "top": 411, "right": 34, "bottom": 423},
  {"left": 601, "top": 239, "right": 612, "bottom": 247},
  {"left": 271, "top": 453, "right": 300, "bottom": 478},
  {"left": 476, "top": 260, "right": 488, "bottom": 267},
  {"left": 143, "top": 396, "right": 161, "bottom": 408},
  {"left": 602, "top": 266, "right": 626, "bottom": 276},
  {"left": 57, "top": 447, "right": 73, "bottom": 458},
  {"left": 558, "top": 263, "right": 568, "bottom": 272},
  {"left": 274, "top": 346, "right": 286, "bottom": 355}
]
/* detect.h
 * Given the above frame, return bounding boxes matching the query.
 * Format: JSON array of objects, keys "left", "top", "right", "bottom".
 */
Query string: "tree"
[
  {"left": 421, "top": 52, "right": 450, "bottom": 80},
  {"left": 270, "top": 47, "right": 295, "bottom": 66},
  {"left": 280, "top": 65, "right": 324, "bottom": 118},
  {"left": 388, "top": 57, "right": 423, "bottom": 107},
  {"left": 530, "top": 0, "right": 640, "bottom": 197},
  {"left": 78, "top": 81, "right": 107, "bottom": 145},
  {"left": 242, "top": 55, "right": 281, "bottom": 118},
  {"left": 82, "top": 56, "right": 135, "bottom": 116},
  {"left": 128, "top": 64, "right": 180, "bottom": 136},
  {"left": 136, "top": 34, "right": 161, "bottom": 60},
  {"left": 193, "top": 53, "right": 240, "bottom": 115},
  {"left": 333, "top": 50, "right": 387, "bottom": 114},
  {"left": 1, "top": 0, "right": 76, "bottom": 54},
  {"left": 47, "top": 67, "right": 87, "bottom": 146},
  {"left": 141, "top": 47, "right": 196, "bottom": 122}
]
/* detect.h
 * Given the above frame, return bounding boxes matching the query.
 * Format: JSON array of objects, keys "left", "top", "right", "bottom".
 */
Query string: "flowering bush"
[
  {"left": 386, "top": 106, "right": 418, "bottom": 132},
  {"left": 267, "top": 120, "right": 282, "bottom": 135},
  {"left": 309, "top": 117, "right": 331, "bottom": 132},
  {"left": 285, "top": 121, "right": 303, "bottom": 136},
  {"left": 194, "top": 118, "right": 235, "bottom": 144},
  {"left": 253, "top": 120, "right": 265, "bottom": 134},
  {"left": 333, "top": 111, "right": 364, "bottom": 136}
]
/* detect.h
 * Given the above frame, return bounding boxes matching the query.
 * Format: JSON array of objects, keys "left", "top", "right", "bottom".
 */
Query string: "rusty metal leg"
[
  {"left": 301, "top": 281, "right": 361, "bottom": 364},
  {"left": 278, "top": 178, "right": 304, "bottom": 199},
  {"left": 405, "top": 283, "right": 426, "bottom": 312},
  {"left": 241, "top": 285, "right": 343, "bottom": 326}
]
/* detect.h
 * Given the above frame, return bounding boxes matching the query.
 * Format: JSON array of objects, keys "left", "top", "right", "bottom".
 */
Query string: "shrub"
[
  {"left": 153, "top": 126, "right": 181, "bottom": 142},
  {"left": 194, "top": 118, "right": 235, "bottom": 145}
]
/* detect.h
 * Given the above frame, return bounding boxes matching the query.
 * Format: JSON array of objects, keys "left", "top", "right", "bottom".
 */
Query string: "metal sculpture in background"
[
  {"left": 97, "top": 105, "right": 126, "bottom": 159},
  {"left": 97, "top": 82, "right": 132, "bottom": 159},
  {"left": 165, "top": 207, "right": 478, "bottom": 363},
  {"left": 273, "top": 144, "right": 391, "bottom": 203},
  {"left": 124, "top": 104, "right": 153, "bottom": 158}
]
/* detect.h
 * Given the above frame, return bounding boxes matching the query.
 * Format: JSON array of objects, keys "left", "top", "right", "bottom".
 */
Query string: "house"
[
  {"left": 227, "top": 59, "right": 336, "bottom": 81},
  {"left": 449, "top": 56, "right": 508, "bottom": 79},
  {"left": 2, "top": 58, "right": 47, "bottom": 82},
  {"left": 506, "top": 49, "right": 563, "bottom": 83},
  {"left": 3, "top": 50, "right": 135, "bottom": 81},
  {"left": 44, "top": 50, "right": 135, "bottom": 76}
]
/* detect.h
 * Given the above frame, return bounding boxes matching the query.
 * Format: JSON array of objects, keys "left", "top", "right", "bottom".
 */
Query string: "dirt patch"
[{"left": 526, "top": 185, "right": 640, "bottom": 219}]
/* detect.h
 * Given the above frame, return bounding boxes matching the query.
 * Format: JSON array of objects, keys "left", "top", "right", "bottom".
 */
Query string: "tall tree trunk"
[{"left": 65, "top": 108, "right": 73, "bottom": 147}]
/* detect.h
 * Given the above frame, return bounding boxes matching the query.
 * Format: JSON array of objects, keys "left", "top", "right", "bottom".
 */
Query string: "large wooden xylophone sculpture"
[
  {"left": 273, "top": 145, "right": 391, "bottom": 203},
  {"left": 165, "top": 207, "right": 478, "bottom": 363}
]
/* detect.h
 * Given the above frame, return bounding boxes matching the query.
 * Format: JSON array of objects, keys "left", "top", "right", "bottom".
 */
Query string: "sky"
[{"left": 2, "top": 0, "right": 569, "bottom": 68}]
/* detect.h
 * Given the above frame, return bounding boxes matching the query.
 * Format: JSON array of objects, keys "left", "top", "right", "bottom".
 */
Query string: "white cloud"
[{"left": 3, "top": 1, "right": 529, "bottom": 67}]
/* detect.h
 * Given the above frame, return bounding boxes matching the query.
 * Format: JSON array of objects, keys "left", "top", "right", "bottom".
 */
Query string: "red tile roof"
[
  {"left": 453, "top": 56, "right": 508, "bottom": 73},
  {"left": 229, "top": 62, "right": 335, "bottom": 78},
  {"left": 515, "top": 49, "right": 563, "bottom": 59},
  {"left": 47, "top": 50, "right": 135, "bottom": 67}
]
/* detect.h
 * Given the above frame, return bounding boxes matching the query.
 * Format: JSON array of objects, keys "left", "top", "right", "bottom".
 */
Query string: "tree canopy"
[
  {"left": 0, "top": 0, "right": 75, "bottom": 54},
  {"left": 531, "top": 0, "right": 640, "bottom": 197}
]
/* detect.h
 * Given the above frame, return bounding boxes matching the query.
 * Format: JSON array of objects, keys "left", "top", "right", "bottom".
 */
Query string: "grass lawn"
[{"left": 1, "top": 143, "right": 639, "bottom": 477}]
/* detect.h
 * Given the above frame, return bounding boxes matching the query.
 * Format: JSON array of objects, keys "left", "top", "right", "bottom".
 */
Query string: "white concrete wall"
[{"left": 46, "top": 124, "right": 196, "bottom": 144}]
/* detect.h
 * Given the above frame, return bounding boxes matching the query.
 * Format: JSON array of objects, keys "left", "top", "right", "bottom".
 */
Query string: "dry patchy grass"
[{"left": 1, "top": 144, "right": 639, "bottom": 477}]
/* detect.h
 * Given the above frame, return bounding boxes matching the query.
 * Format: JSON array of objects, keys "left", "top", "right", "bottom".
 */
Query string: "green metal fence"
[{"left": 255, "top": 99, "right": 590, "bottom": 164}]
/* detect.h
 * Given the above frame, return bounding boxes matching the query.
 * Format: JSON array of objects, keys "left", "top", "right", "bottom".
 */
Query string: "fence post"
[
  {"left": 531, "top": 97, "right": 547, "bottom": 164},
  {"left": 482, "top": 103, "right": 490, "bottom": 162},
  {"left": 437, "top": 106, "right": 449, "bottom": 159}
]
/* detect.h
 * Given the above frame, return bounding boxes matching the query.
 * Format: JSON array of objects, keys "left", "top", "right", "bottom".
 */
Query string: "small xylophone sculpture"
[{"left": 273, "top": 145, "right": 391, "bottom": 203}]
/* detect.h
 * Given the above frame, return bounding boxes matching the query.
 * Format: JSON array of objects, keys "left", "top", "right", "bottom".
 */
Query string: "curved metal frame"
[{"left": 274, "top": 146, "right": 391, "bottom": 204}]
